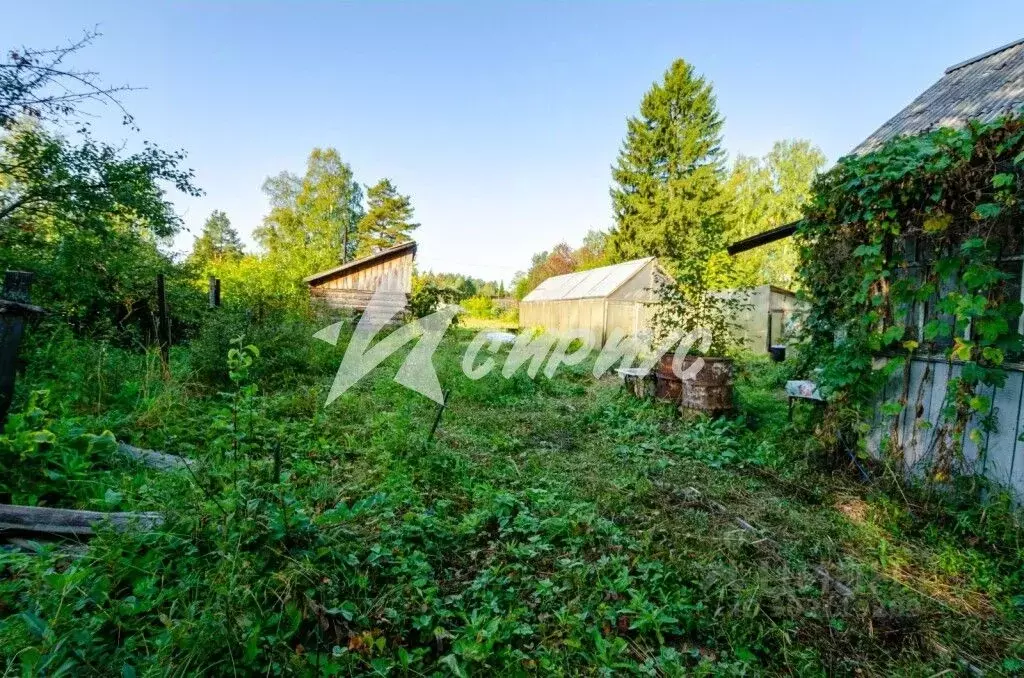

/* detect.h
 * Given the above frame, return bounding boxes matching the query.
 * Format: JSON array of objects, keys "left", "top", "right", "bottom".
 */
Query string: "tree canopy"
[
  {"left": 254, "top": 147, "right": 364, "bottom": 280},
  {"left": 725, "top": 139, "right": 826, "bottom": 289},
  {"left": 355, "top": 178, "right": 419, "bottom": 256},
  {"left": 0, "top": 34, "right": 201, "bottom": 338},
  {"left": 512, "top": 230, "right": 609, "bottom": 299},
  {"left": 608, "top": 58, "right": 729, "bottom": 286},
  {"left": 0, "top": 29, "right": 134, "bottom": 127},
  {"left": 607, "top": 59, "right": 734, "bottom": 345},
  {"left": 189, "top": 210, "right": 244, "bottom": 269}
]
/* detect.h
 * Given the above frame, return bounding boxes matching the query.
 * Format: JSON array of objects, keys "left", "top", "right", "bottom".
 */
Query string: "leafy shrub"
[
  {"left": 187, "top": 304, "right": 334, "bottom": 389},
  {"left": 0, "top": 391, "right": 128, "bottom": 506},
  {"left": 408, "top": 278, "right": 460, "bottom": 318},
  {"left": 797, "top": 115, "right": 1024, "bottom": 477},
  {"left": 461, "top": 295, "right": 496, "bottom": 318}
]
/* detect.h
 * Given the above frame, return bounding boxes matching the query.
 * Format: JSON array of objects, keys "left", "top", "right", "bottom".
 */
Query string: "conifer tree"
[
  {"left": 609, "top": 59, "right": 735, "bottom": 349},
  {"left": 190, "top": 210, "right": 244, "bottom": 267},
  {"left": 355, "top": 178, "right": 419, "bottom": 256},
  {"left": 609, "top": 58, "right": 728, "bottom": 285}
]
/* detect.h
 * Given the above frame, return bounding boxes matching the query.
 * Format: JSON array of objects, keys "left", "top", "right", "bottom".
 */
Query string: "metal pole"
[{"left": 425, "top": 389, "right": 451, "bottom": 448}]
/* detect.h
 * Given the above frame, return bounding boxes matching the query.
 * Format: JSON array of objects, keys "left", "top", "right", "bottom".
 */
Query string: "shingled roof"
[{"left": 854, "top": 37, "right": 1024, "bottom": 154}]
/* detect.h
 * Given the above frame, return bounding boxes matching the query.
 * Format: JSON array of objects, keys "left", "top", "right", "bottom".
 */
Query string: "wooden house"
[
  {"left": 727, "top": 38, "right": 1024, "bottom": 496},
  {"left": 304, "top": 241, "right": 416, "bottom": 316}
]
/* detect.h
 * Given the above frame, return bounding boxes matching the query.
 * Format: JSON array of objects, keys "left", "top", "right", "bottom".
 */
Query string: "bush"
[
  {"left": 409, "top": 278, "right": 460, "bottom": 318},
  {"left": 187, "top": 303, "right": 335, "bottom": 390},
  {"left": 461, "top": 295, "right": 495, "bottom": 318}
]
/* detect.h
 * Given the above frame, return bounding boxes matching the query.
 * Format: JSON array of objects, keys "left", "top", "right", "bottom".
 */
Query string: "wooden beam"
[
  {"left": 0, "top": 504, "right": 164, "bottom": 536},
  {"left": 726, "top": 221, "right": 800, "bottom": 256},
  {"left": 117, "top": 443, "right": 195, "bottom": 471}
]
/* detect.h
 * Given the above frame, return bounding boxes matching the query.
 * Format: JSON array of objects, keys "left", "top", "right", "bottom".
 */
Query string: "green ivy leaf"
[
  {"left": 976, "top": 316, "right": 1008, "bottom": 343},
  {"left": 882, "top": 325, "right": 905, "bottom": 345},
  {"left": 972, "top": 203, "right": 1002, "bottom": 220},
  {"left": 853, "top": 243, "right": 882, "bottom": 257},
  {"left": 969, "top": 395, "right": 991, "bottom": 413},
  {"left": 992, "top": 172, "right": 1015, "bottom": 188},
  {"left": 952, "top": 338, "right": 974, "bottom": 361},
  {"left": 923, "top": 319, "right": 952, "bottom": 341}
]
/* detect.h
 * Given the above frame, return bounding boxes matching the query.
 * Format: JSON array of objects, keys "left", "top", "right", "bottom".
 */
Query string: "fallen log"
[
  {"left": 0, "top": 504, "right": 163, "bottom": 536},
  {"left": 117, "top": 442, "right": 195, "bottom": 471}
]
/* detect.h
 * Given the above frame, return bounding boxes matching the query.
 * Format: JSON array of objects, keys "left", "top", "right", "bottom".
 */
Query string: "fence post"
[
  {"left": 208, "top": 276, "right": 221, "bottom": 308},
  {"left": 0, "top": 271, "right": 44, "bottom": 426},
  {"left": 156, "top": 274, "right": 170, "bottom": 370}
]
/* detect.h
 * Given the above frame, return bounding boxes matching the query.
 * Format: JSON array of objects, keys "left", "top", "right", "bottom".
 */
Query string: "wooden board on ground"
[{"left": 0, "top": 504, "right": 164, "bottom": 536}]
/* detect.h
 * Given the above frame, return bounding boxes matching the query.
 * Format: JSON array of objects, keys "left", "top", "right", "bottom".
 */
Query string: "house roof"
[
  {"left": 303, "top": 240, "right": 417, "bottom": 284},
  {"left": 522, "top": 257, "right": 655, "bottom": 302},
  {"left": 854, "top": 37, "right": 1024, "bottom": 154}
]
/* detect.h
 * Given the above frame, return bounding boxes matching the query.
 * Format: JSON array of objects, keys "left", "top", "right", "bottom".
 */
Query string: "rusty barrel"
[
  {"left": 680, "top": 356, "right": 734, "bottom": 415},
  {"left": 658, "top": 354, "right": 734, "bottom": 415},
  {"left": 654, "top": 354, "right": 682, "bottom": 401}
]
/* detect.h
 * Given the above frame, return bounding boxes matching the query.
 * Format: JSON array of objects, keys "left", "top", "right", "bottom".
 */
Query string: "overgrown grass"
[{"left": 0, "top": 321, "right": 1022, "bottom": 675}]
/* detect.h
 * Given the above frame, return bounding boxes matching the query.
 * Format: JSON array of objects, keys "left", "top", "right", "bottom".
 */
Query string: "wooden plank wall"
[
  {"left": 308, "top": 251, "right": 413, "bottom": 313},
  {"left": 870, "top": 357, "right": 1024, "bottom": 499},
  {"left": 312, "top": 252, "right": 413, "bottom": 293}
]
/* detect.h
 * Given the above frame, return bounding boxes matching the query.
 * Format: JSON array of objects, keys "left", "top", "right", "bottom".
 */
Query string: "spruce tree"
[
  {"left": 190, "top": 210, "right": 244, "bottom": 267},
  {"left": 609, "top": 58, "right": 728, "bottom": 282},
  {"left": 355, "top": 178, "right": 419, "bottom": 255},
  {"left": 609, "top": 59, "right": 734, "bottom": 349}
]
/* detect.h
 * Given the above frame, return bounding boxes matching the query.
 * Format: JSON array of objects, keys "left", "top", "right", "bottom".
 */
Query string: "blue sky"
[{"left": 4, "top": 2, "right": 1023, "bottom": 283}]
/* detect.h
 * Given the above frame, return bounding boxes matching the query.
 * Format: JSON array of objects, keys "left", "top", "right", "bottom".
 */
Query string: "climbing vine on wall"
[{"left": 796, "top": 115, "right": 1024, "bottom": 477}]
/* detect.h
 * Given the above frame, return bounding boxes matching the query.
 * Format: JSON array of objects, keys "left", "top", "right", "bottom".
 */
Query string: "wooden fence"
[{"left": 869, "top": 355, "right": 1024, "bottom": 497}]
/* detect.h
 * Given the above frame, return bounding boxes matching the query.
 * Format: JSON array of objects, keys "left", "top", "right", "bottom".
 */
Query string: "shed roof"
[
  {"left": 522, "top": 257, "right": 654, "bottom": 302},
  {"left": 854, "top": 38, "right": 1024, "bottom": 154},
  {"left": 303, "top": 240, "right": 416, "bottom": 285}
]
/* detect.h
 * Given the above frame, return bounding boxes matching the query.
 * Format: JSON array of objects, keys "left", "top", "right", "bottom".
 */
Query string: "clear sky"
[{"left": 3, "top": 2, "right": 1023, "bottom": 283}]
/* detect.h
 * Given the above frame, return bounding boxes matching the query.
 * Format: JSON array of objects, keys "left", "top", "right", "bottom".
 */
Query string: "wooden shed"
[
  {"left": 519, "top": 257, "right": 671, "bottom": 343},
  {"left": 712, "top": 285, "right": 801, "bottom": 354},
  {"left": 304, "top": 241, "right": 416, "bottom": 315},
  {"left": 727, "top": 38, "right": 1024, "bottom": 497}
]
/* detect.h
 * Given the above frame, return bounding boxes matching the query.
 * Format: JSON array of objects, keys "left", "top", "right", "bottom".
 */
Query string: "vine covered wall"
[{"left": 796, "top": 116, "right": 1024, "bottom": 478}]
